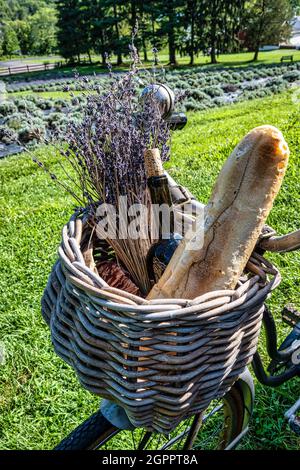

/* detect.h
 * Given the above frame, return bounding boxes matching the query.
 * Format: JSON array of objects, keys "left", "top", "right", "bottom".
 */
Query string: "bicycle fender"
[{"left": 100, "top": 399, "right": 135, "bottom": 430}]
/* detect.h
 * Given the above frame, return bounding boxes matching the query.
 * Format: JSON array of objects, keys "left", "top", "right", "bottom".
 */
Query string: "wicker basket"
[{"left": 42, "top": 212, "right": 280, "bottom": 433}]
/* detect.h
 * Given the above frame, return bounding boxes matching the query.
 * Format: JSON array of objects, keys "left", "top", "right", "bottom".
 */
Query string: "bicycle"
[
  {"left": 52, "top": 224, "right": 300, "bottom": 450},
  {"left": 51, "top": 85, "right": 300, "bottom": 450}
]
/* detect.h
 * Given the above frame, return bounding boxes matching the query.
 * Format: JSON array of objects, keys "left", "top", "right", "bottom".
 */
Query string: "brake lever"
[
  {"left": 285, "top": 398, "right": 300, "bottom": 436},
  {"left": 258, "top": 229, "right": 300, "bottom": 253}
]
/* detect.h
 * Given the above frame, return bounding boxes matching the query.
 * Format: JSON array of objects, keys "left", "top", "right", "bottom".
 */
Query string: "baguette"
[{"left": 147, "top": 125, "right": 289, "bottom": 300}]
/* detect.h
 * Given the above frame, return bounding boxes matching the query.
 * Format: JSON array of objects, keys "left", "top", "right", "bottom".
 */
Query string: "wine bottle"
[
  {"left": 165, "top": 170, "right": 205, "bottom": 229},
  {"left": 144, "top": 148, "right": 182, "bottom": 283}
]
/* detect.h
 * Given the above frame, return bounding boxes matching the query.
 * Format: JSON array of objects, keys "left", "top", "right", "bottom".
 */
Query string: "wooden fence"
[{"left": 0, "top": 61, "right": 67, "bottom": 77}]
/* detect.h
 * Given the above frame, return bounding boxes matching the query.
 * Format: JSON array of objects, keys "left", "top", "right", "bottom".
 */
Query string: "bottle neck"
[{"left": 147, "top": 174, "right": 175, "bottom": 236}]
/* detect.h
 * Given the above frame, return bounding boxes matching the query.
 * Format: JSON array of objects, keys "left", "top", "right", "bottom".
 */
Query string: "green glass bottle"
[{"left": 144, "top": 149, "right": 182, "bottom": 283}]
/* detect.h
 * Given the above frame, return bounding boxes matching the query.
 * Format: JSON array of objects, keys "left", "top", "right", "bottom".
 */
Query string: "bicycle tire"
[
  {"left": 54, "top": 412, "right": 118, "bottom": 450},
  {"left": 54, "top": 379, "right": 252, "bottom": 450}
]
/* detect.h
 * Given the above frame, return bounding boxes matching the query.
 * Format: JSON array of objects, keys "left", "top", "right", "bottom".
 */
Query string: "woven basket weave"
[{"left": 42, "top": 212, "right": 280, "bottom": 433}]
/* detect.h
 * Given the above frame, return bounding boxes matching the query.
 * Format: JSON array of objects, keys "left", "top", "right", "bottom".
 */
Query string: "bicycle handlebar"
[{"left": 258, "top": 229, "right": 300, "bottom": 253}]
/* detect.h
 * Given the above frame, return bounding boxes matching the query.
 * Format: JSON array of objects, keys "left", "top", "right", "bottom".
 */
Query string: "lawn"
[
  {"left": 10, "top": 90, "right": 83, "bottom": 99},
  {"left": 156, "top": 48, "right": 300, "bottom": 68},
  {"left": 0, "top": 55, "right": 64, "bottom": 64},
  {"left": 2, "top": 48, "right": 300, "bottom": 82},
  {"left": 0, "top": 90, "right": 299, "bottom": 449}
]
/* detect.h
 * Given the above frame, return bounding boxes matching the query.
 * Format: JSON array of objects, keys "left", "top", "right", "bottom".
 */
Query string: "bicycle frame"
[
  {"left": 251, "top": 303, "right": 300, "bottom": 436},
  {"left": 252, "top": 306, "right": 300, "bottom": 387},
  {"left": 285, "top": 398, "right": 300, "bottom": 435}
]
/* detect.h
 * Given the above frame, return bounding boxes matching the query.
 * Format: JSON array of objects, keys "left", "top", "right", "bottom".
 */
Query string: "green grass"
[
  {"left": 2, "top": 48, "right": 300, "bottom": 82},
  {"left": 0, "top": 90, "right": 299, "bottom": 450},
  {"left": 40, "top": 48, "right": 300, "bottom": 67},
  {"left": 1, "top": 63, "right": 114, "bottom": 83},
  {"left": 0, "top": 55, "right": 63, "bottom": 63},
  {"left": 10, "top": 90, "right": 83, "bottom": 99},
  {"left": 154, "top": 48, "right": 300, "bottom": 68}
]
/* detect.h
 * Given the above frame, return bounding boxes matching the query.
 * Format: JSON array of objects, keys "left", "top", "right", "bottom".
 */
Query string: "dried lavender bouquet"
[{"left": 34, "top": 47, "right": 172, "bottom": 295}]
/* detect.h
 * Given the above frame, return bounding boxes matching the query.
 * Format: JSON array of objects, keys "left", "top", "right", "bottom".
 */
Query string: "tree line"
[
  {"left": 0, "top": 0, "right": 57, "bottom": 57},
  {"left": 0, "top": 0, "right": 298, "bottom": 63},
  {"left": 56, "top": 0, "right": 295, "bottom": 64}
]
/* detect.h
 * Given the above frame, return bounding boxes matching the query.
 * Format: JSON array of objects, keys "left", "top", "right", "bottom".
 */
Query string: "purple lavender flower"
[
  {"left": 33, "top": 47, "right": 173, "bottom": 294},
  {"left": 61, "top": 64, "right": 171, "bottom": 210}
]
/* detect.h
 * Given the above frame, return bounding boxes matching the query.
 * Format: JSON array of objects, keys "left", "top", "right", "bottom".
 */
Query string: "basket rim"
[{"left": 56, "top": 213, "right": 281, "bottom": 321}]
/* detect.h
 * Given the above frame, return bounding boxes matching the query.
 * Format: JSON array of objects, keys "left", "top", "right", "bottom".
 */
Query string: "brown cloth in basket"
[{"left": 97, "top": 260, "right": 141, "bottom": 296}]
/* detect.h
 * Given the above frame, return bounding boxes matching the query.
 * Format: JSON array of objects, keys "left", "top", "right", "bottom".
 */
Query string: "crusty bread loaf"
[{"left": 147, "top": 125, "right": 289, "bottom": 300}]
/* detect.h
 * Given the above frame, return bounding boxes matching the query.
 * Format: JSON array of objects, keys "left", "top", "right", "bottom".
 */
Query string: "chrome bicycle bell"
[
  {"left": 140, "top": 83, "right": 187, "bottom": 130},
  {"left": 140, "top": 83, "right": 175, "bottom": 119}
]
